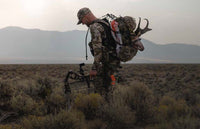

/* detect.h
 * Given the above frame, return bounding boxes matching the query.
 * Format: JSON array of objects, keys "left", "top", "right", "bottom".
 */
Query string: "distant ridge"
[
  {"left": 0, "top": 27, "right": 199, "bottom": 64},
  {"left": 1, "top": 26, "right": 85, "bottom": 33}
]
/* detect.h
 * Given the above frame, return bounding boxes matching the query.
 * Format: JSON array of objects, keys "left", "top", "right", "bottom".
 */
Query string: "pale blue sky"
[{"left": 0, "top": 0, "right": 199, "bottom": 45}]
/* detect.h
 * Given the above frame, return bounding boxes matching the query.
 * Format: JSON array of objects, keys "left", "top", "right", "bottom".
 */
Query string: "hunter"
[
  {"left": 77, "top": 7, "right": 146, "bottom": 99},
  {"left": 77, "top": 7, "right": 120, "bottom": 99}
]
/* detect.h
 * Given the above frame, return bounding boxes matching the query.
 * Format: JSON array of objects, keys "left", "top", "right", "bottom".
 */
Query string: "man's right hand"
[{"left": 90, "top": 70, "right": 97, "bottom": 79}]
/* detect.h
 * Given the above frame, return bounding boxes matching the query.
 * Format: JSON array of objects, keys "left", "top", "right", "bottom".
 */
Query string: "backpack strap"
[
  {"left": 85, "top": 19, "right": 119, "bottom": 61},
  {"left": 94, "top": 19, "right": 116, "bottom": 50}
]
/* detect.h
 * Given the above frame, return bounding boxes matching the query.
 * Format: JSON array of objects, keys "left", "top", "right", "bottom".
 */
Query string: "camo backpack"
[
  {"left": 99, "top": 14, "right": 139, "bottom": 62},
  {"left": 85, "top": 14, "right": 151, "bottom": 62}
]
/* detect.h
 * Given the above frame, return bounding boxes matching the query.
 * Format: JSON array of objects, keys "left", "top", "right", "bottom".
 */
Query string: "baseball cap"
[{"left": 77, "top": 7, "right": 91, "bottom": 25}]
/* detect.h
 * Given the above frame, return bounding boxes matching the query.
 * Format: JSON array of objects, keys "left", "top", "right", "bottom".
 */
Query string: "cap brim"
[{"left": 77, "top": 20, "right": 81, "bottom": 25}]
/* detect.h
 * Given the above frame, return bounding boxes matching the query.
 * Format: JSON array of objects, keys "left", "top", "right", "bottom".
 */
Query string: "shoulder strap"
[{"left": 95, "top": 20, "right": 116, "bottom": 48}]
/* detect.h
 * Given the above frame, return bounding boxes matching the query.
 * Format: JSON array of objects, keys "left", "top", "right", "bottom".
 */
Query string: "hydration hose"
[{"left": 85, "top": 28, "right": 90, "bottom": 60}]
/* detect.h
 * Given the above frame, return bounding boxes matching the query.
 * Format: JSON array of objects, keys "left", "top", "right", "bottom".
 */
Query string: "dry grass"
[{"left": 0, "top": 64, "right": 199, "bottom": 129}]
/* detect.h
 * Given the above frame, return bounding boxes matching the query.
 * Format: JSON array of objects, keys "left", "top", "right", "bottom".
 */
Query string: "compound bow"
[{"left": 64, "top": 63, "right": 93, "bottom": 94}]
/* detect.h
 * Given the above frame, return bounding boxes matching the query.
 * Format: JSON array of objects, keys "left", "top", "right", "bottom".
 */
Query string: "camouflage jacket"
[{"left": 89, "top": 19, "right": 109, "bottom": 70}]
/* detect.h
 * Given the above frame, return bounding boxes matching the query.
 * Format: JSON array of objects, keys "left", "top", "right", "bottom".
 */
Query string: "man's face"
[
  {"left": 81, "top": 15, "right": 90, "bottom": 27},
  {"left": 81, "top": 16, "right": 87, "bottom": 24}
]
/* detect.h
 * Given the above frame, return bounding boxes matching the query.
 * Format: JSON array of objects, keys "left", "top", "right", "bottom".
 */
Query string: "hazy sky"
[{"left": 0, "top": 0, "right": 200, "bottom": 45}]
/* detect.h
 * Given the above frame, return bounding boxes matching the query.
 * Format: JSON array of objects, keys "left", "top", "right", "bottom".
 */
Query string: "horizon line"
[{"left": 0, "top": 26, "right": 200, "bottom": 46}]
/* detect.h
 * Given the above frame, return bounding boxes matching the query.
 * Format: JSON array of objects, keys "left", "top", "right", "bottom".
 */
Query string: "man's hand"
[{"left": 90, "top": 70, "right": 97, "bottom": 79}]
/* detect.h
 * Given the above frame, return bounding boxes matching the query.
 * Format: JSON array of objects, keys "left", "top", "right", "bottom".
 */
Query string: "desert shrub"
[
  {"left": 0, "top": 124, "right": 22, "bottom": 129},
  {"left": 191, "top": 104, "right": 200, "bottom": 118},
  {"left": 14, "top": 79, "right": 41, "bottom": 98},
  {"left": 34, "top": 100, "right": 47, "bottom": 116},
  {"left": 0, "top": 80, "right": 14, "bottom": 109},
  {"left": 74, "top": 93, "right": 104, "bottom": 120},
  {"left": 21, "top": 115, "right": 44, "bottom": 129},
  {"left": 0, "top": 81, "right": 14, "bottom": 97},
  {"left": 46, "top": 86, "right": 67, "bottom": 113},
  {"left": 86, "top": 119, "right": 106, "bottom": 129},
  {"left": 146, "top": 122, "right": 173, "bottom": 129},
  {"left": 129, "top": 83, "right": 155, "bottom": 125},
  {"left": 101, "top": 100, "right": 136, "bottom": 129},
  {"left": 182, "top": 89, "right": 200, "bottom": 105},
  {"left": 113, "top": 82, "right": 155, "bottom": 125},
  {"left": 36, "top": 76, "right": 56, "bottom": 99},
  {"left": 14, "top": 76, "right": 56, "bottom": 100},
  {"left": 10, "top": 93, "right": 40, "bottom": 115},
  {"left": 147, "top": 117, "right": 200, "bottom": 129},
  {"left": 174, "top": 99, "right": 190, "bottom": 117},
  {"left": 160, "top": 96, "right": 176, "bottom": 106},
  {"left": 157, "top": 96, "right": 190, "bottom": 122},
  {"left": 21, "top": 110, "right": 85, "bottom": 129},
  {"left": 171, "top": 117, "right": 200, "bottom": 129}
]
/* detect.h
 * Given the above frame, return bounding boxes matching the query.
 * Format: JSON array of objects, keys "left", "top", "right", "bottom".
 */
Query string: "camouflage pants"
[
  {"left": 93, "top": 71, "right": 112, "bottom": 96},
  {"left": 93, "top": 60, "right": 120, "bottom": 100}
]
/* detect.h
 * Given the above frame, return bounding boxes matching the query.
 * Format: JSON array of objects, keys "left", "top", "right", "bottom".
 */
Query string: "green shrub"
[
  {"left": 171, "top": 117, "right": 200, "bottom": 129},
  {"left": 86, "top": 119, "right": 106, "bottom": 129},
  {"left": 146, "top": 122, "right": 173, "bottom": 129},
  {"left": 160, "top": 96, "right": 176, "bottom": 106},
  {"left": 14, "top": 77, "right": 57, "bottom": 99},
  {"left": 46, "top": 86, "right": 67, "bottom": 113},
  {"left": 113, "top": 82, "right": 155, "bottom": 125},
  {"left": 182, "top": 89, "right": 200, "bottom": 105},
  {"left": 147, "top": 117, "right": 200, "bottom": 129},
  {"left": 98, "top": 82, "right": 156, "bottom": 128},
  {"left": 0, "top": 80, "right": 14, "bottom": 109},
  {"left": 74, "top": 93, "right": 104, "bottom": 120},
  {"left": 21, "top": 110, "right": 85, "bottom": 129},
  {"left": 101, "top": 100, "right": 136, "bottom": 129},
  {"left": 36, "top": 76, "right": 55, "bottom": 99},
  {"left": 10, "top": 93, "right": 39, "bottom": 115},
  {"left": 0, "top": 124, "right": 22, "bottom": 129},
  {"left": 192, "top": 104, "right": 200, "bottom": 118},
  {"left": 174, "top": 99, "right": 190, "bottom": 117},
  {"left": 157, "top": 96, "right": 190, "bottom": 122},
  {"left": 14, "top": 79, "right": 41, "bottom": 98}
]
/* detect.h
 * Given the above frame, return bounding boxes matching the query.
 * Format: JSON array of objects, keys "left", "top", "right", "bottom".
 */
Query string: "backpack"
[
  {"left": 85, "top": 14, "right": 150, "bottom": 62},
  {"left": 108, "top": 15, "right": 138, "bottom": 62}
]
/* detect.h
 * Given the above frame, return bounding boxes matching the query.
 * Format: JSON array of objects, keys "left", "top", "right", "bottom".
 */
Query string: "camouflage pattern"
[
  {"left": 115, "top": 16, "right": 138, "bottom": 62},
  {"left": 93, "top": 70, "right": 115, "bottom": 99},
  {"left": 89, "top": 20, "right": 120, "bottom": 97},
  {"left": 123, "top": 16, "right": 136, "bottom": 32},
  {"left": 77, "top": 7, "right": 91, "bottom": 24},
  {"left": 119, "top": 45, "right": 138, "bottom": 62},
  {"left": 115, "top": 16, "right": 136, "bottom": 46},
  {"left": 89, "top": 20, "right": 107, "bottom": 70},
  {"left": 116, "top": 16, "right": 136, "bottom": 32}
]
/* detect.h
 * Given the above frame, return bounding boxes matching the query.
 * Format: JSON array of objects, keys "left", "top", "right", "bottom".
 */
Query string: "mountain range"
[{"left": 0, "top": 26, "right": 199, "bottom": 64}]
